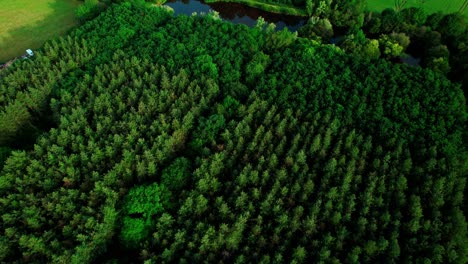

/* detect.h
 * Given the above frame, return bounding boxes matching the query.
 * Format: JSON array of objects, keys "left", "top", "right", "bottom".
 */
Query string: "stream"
[
  {"left": 165, "top": 0, "right": 307, "bottom": 31},
  {"left": 164, "top": 0, "right": 420, "bottom": 66}
]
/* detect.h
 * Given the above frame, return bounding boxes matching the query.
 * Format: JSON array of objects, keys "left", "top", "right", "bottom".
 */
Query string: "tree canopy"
[{"left": 0, "top": 3, "right": 466, "bottom": 263}]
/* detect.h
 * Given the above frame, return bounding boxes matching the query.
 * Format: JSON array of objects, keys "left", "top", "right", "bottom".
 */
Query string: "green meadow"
[
  {"left": 367, "top": 0, "right": 467, "bottom": 16},
  {"left": 0, "top": 0, "right": 81, "bottom": 63}
]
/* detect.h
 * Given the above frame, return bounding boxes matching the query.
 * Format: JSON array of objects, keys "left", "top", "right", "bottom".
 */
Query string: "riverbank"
[{"left": 204, "top": 0, "right": 307, "bottom": 17}]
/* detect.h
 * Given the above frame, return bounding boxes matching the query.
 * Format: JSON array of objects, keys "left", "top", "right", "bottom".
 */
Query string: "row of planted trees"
[{"left": 0, "top": 3, "right": 466, "bottom": 263}]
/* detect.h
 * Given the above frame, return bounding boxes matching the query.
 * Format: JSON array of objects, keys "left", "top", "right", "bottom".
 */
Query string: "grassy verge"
[
  {"left": 0, "top": 0, "right": 81, "bottom": 63},
  {"left": 205, "top": 0, "right": 308, "bottom": 17},
  {"left": 367, "top": 0, "right": 467, "bottom": 16}
]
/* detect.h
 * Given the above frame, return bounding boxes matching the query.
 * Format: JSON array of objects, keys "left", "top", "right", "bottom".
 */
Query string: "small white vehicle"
[{"left": 22, "top": 49, "right": 34, "bottom": 60}]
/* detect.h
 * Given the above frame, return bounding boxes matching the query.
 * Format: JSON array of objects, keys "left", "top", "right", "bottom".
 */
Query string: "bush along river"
[
  {"left": 165, "top": 0, "right": 306, "bottom": 31},
  {"left": 164, "top": 0, "right": 420, "bottom": 66}
]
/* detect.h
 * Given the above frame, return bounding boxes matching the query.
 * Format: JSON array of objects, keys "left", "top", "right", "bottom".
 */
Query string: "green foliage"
[
  {"left": 425, "top": 11, "right": 445, "bottom": 29},
  {"left": 380, "top": 8, "right": 404, "bottom": 32},
  {"left": 0, "top": 147, "right": 12, "bottom": 169},
  {"left": 76, "top": 0, "right": 101, "bottom": 22},
  {"left": 389, "top": 32, "right": 411, "bottom": 49},
  {"left": 437, "top": 13, "right": 467, "bottom": 42},
  {"left": 0, "top": 3, "right": 466, "bottom": 263},
  {"left": 339, "top": 31, "right": 381, "bottom": 60},
  {"left": 298, "top": 17, "right": 334, "bottom": 40},
  {"left": 194, "top": 54, "right": 218, "bottom": 79},
  {"left": 378, "top": 34, "right": 406, "bottom": 58},
  {"left": 246, "top": 52, "right": 270, "bottom": 84},
  {"left": 161, "top": 157, "right": 192, "bottom": 193},
  {"left": 362, "top": 39, "right": 381, "bottom": 59},
  {"left": 190, "top": 114, "right": 226, "bottom": 152},
  {"left": 122, "top": 183, "right": 168, "bottom": 217},
  {"left": 120, "top": 183, "right": 170, "bottom": 247},
  {"left": 120, "top": 218, "right": 150, "bottom": 248},
  {"left": 361, "top": 8, "right": 466, "bottom": 92},
  {"left": 219, "top": 96, "right": 241, "bottom": 118},
  {"left": 265, "top": 27, "right": 298, "bottom": 50},
  {"left": 400, "top": 7, "right": 427, "bottom": 26},
  {"left": 305, "top": 0, "right": 314, "bottom": 16},
  {"left": 420, "top": 44, "right": 451, "bottom": 74},
  {"left": 330, "top": 0, "right": 366, "bottom": 28},
  {"left": 0, "top": 102, "right": 33, "bottom": 146}
]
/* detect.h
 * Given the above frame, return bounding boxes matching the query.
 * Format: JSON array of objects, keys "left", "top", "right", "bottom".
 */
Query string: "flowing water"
[{"left": 165, "top": 0, "right": 307, "bottom": 31}]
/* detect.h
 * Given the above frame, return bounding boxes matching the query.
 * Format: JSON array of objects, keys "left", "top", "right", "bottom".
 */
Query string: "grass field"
[
  {"left": 367, "top": 0, "right": 468, "bottom": 16},
  {"left": 0, "top": 0, "right": 81, "bottom": 63}
]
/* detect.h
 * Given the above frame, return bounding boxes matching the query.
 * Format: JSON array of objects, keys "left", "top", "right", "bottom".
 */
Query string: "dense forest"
[
  {"left": 78, "top": 0, "right": 468, "bottom": 93},
  {"left": 0, "top": 2, "right": 467, "bottom": 263},
  {"left": 296, "top": 0, "right": 468, "bottom": 93}
]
